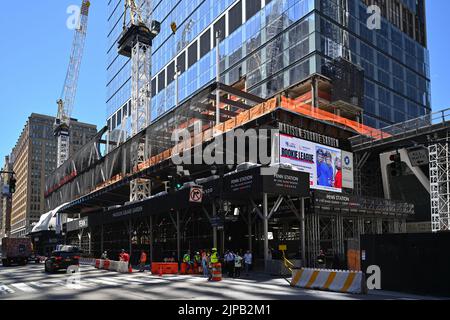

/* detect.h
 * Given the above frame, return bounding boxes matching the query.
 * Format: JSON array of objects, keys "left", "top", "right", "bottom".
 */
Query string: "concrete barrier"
[
  {"left": 94, "top": 259, "right": 129, "bottom": 274},
  {"left": 290, "top": 268, "right": 366, "bottom": 294}
]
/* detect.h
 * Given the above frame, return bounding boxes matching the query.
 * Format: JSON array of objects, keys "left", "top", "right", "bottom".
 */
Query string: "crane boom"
[{"left": 55, "top": 0, "right": 91, "bottom": 167}]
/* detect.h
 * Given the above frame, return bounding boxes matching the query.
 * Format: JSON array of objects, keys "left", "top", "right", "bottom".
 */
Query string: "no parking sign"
[{"left": 189, "top": 186, "right": 203, "bottom": 203}]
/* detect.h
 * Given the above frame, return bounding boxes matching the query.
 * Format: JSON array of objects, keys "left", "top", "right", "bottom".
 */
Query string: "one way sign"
[{"left": 189, "top": 186, "right": 203, "bottom": 203}]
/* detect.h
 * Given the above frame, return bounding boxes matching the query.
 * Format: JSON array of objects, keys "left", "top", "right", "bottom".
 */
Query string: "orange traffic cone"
[{"left": 129, "top": 265, "right": 133, "bottom": 273}]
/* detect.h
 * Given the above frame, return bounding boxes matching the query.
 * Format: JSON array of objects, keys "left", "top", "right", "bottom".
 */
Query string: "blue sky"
[{"left": 0, "top": 1, "right": 449, "bottom": 159}]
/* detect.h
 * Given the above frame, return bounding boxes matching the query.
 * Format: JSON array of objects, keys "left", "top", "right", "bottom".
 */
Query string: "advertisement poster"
[
  {"left": 342, "top": 151, "right": 354, "bottom": 189},
  {"left": 279, "top": 134, "right": 342, "bottom": 193}
]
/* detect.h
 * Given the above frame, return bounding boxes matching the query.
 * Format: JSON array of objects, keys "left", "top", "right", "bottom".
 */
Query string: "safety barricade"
[
  {"left": 290, "top": 268, "right": 366, "bottom": 294},
  {"left": 151, "top": 262, "right": 179, "bottom": 275},
  {"left": 180, "top": 262, "right": 202, "bottom": 275},
  {"left": 210, "top": 263, "right": 222, "bottom": 282},
  {"left": 94, "top": 259, "right": 130, "bottom": 273}
]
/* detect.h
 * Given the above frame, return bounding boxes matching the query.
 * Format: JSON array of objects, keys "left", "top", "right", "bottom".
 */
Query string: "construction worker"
[
  {"left": 183, "top": 250, "right": 192, "bottom": 274},
  {"left": 208, "top": 248, "right": 219, "bottom": 281},
  {"left": 194, "top": 252, "right": 201, "bottom": 273},
  {"left": 139, "top": 250, "right": 147, "bottom": 272}
]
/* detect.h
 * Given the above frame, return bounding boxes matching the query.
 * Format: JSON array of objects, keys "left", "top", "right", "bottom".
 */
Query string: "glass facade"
[{"left": 106, "top": 0, "right": 430, "bottom": 130}]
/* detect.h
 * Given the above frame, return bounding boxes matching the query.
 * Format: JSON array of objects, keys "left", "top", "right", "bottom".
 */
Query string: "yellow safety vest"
[{"left": 211, "top": 252, "right": 219, "bottom": 264}]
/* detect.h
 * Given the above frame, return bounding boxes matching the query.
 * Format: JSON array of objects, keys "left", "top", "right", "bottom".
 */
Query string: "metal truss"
[
  {"left": 129, "top": 28, "right": 152, "bottom": 202},
  {"left": 429, "top": 140, "right": 450, "bottom": 232}
]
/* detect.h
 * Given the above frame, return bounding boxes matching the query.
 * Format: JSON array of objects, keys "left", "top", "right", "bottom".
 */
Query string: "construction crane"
[
  {"left": 117, "top": 0, "right": 160, "bottom": 202},
  {"left": 55, "top": 0, "right": 91, "bottom": 168}
]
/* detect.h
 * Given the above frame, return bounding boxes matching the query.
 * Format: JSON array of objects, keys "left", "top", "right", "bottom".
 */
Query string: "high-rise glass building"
[{"left": 106, "top": 0, "right": 430, "bottom": 130}]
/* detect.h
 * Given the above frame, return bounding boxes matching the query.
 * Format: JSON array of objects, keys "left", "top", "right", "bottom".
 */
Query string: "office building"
[
  {"left": 9, "top": 114, "right": 97, "bottom": 237},
  {"left": 106, "top": 0, "right": 429, "bottom": 131}
]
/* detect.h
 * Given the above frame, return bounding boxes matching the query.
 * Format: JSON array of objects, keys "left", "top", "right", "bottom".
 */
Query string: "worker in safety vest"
[
  {"left": 194, "top": 252, "right": 201, "bottom": 273},
  {"left": 183, "top": 251, "right": 192, "bottom": 273},
  {"left": 208, "top": 248, "right": 219, "bottom": 281}
]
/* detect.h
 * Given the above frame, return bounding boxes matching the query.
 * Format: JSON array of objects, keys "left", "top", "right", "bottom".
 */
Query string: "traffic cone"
[{"left": 129, "top": 265, "right": 133, "bottom": 273}]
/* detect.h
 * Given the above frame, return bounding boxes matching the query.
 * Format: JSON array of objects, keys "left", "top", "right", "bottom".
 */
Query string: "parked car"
[
  {"left": 44, "top": 246, "right": 82, "bottom": 273},
  {"left": 1, "top": 237, "right": 33, "bottom": 267}
]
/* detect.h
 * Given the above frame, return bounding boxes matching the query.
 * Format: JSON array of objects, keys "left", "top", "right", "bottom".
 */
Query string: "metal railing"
[{"left": 349, "top": 108, "right": 450, "bottom": 149}]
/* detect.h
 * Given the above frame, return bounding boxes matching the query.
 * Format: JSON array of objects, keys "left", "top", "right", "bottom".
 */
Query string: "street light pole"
[{"left": 215, "top": 31, "right": 221, "bottom": 126}]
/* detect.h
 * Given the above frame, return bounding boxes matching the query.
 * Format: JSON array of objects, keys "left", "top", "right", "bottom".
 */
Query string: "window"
[
  {"left": 158, "top": 70, "right": 166, "bottom": 91},
  {"left": 151, "top": 78, "right": 157, "bottom": 97},
  {"left": 229, "top": 1, "right": 243, "bottom": 35},
  {"left": 246, "top": 0, "right": 261, "bottom": 20},
  {"left": 200, "top": 29, "right": 211, "bottom": 58},
  {"left": 188, "top": 40, "right": 198, "bottom": 68},
  {"left": 177, "top": 51, "right": 186, "bottom": 74},
  {"left": 167, "top": 61, "right": 175, "bottom": 85},
  {"left": 214, "top": 16, "right": 226, "bottom": 44}
]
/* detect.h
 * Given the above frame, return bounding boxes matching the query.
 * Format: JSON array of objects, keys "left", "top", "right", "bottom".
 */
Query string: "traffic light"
[
  {"left": 389, "top": 153, "right": 403, "bottom": 177},
  {"left": 9, "top": 176, "right": 16, "bottom": 194},
  {"left": 166, "top": 175, "right": 183, "bottom": 194}
]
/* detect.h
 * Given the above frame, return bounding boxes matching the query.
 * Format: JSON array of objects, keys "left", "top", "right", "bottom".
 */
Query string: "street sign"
[
  {"left": 189, "top": 186, "right": 203, "bottom": 203},
  {"left": 279, "top": 244, "right": 287, "bottom": 251},
  {"left": 210, "top": 216, "right": 223, "bottom": 228}
]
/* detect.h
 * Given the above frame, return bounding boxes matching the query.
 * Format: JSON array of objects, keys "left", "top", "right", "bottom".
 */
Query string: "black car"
[{"left": 44, "top": 246, "right": 82, "bottom": 273}]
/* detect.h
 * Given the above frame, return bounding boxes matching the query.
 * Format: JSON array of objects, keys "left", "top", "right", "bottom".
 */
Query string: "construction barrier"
[
  {"left": 210, "top": 263, "right": 222, "bottom": 282},
  {"left": 94, "top": 259, "right": 130, "bottom": 274},
  {"left": 180, "top": 262, "right": 201, "bottom": 275},
  {"left": 151, "top": 262, "right": 179, "bottom": 275},
  {"left": 290, "top": 268, "right": 366, "bottom": 294}
]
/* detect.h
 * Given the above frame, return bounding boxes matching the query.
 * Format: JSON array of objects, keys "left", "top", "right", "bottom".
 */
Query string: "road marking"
[
  {"left": 11, "top": 283, "right": 37, "bottom": 293},
  {"left": 0, "top": 284, "right": 15, "bottom": 295},
  {"left": 87, "top": 278, "right": 125, "bottom": 286}
]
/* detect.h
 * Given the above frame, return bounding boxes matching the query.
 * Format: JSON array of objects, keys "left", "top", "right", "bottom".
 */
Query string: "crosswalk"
[{"left": 0, "top": 266, "right": 209, "bottom": 298}]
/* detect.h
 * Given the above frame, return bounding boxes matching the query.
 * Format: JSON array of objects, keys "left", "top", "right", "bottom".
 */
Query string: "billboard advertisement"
[
  {"left": 342, "top": 151, "right": 354, "bottom": 189},
  {"left": 279, "top": 134, "right": 345, "bottom": 193}
]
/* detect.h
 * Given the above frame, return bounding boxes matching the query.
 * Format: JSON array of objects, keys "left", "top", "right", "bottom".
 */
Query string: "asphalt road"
[{"left": 0, "top": 263, "right": 442, "bottom": 300}]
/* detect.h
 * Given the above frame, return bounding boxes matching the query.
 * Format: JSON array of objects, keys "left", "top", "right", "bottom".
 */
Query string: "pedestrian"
[
  {"left": 244, "top": 250, "right": 253, "bottom": 276},
  {"left": 317, "top": 249, "right": 326, "bottom": 269},
  {"left": 226, "top": 251, "right": 235, "bottom": 277},
  {"left": 234, "top": 251, "right": 243, "bottom": 278},
  {"left": 119, "top": 249, "right": 126, "bottom": 261},
  {"left": 139, "top": 250, "right": 147, "bottom": 272},
  {"left": 202, "top": 251, "right": 209, "bottom": 277},
  {"left": 101, "top": 251, "right": 108, "bottom": 260}
]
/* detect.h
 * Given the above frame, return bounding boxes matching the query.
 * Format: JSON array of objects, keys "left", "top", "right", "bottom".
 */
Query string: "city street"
[{"left": 0, "top": 263, "right": 442, "bottom": 300}]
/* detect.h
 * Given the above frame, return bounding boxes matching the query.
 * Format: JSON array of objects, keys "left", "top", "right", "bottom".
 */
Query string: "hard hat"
[{"left": 212, "top": 248, "right": 217, "bottom": 251}]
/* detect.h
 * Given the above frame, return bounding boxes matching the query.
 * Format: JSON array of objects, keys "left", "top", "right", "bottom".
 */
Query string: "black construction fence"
[{"left": 361, "top": 232, "right": 450, "bottom": 297}]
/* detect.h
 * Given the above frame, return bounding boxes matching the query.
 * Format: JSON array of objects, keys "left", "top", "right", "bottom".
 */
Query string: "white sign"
[
  {"left": 189, "top": 186, "right": 203, "bottom": 203},
  {"left": 342, "top": 151, "right": 354, "bottom": 189},
  {"left": 279, "top": 134, "right": 342, "bottom": 193}
]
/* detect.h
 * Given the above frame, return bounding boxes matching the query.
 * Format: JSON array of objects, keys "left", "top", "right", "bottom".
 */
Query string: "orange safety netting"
[{"left": 280, "top": 96, "right": 390, "bottom": 140}]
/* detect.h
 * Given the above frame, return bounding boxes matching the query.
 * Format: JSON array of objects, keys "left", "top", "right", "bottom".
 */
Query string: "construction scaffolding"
[{"left": 429, "top": 136, "right": 450, "bottom": 232}]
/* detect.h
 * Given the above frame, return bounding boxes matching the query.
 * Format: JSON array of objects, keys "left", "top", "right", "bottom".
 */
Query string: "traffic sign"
[{"left": 189, "top": 186, "right": 203, "bottom": 203}]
